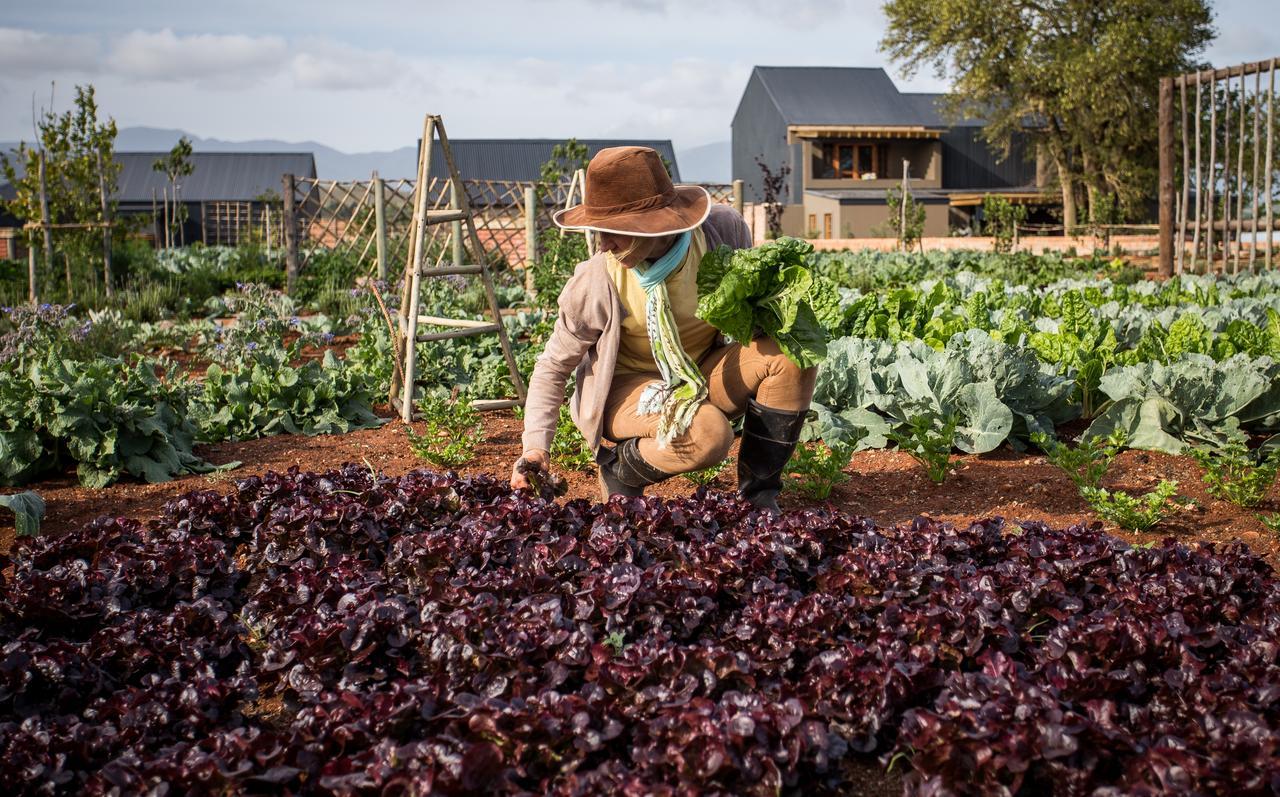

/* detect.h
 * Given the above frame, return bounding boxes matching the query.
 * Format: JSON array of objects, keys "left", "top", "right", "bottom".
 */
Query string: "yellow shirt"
[{"left": 606, "top": 228, "right": 719, "bottom": 375}]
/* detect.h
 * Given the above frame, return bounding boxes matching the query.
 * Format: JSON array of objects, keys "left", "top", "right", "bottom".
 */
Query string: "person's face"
[{"left": 596, "top": 231, "right": 665, "bottom": 268}]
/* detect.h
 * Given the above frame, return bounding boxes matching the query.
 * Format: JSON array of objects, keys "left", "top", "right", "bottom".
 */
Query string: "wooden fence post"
[
  {"left": 732, "top": 179, "right": 744, "bottom": 216},
  {"left": 373, "top": 172, "right": 388, "bottom": 281},
  {"left": 451, "top": 180, "right": 464, "bottom": 267},
  {"left": 27, "top": 244, "right": 37, "bottom": 305},
  {"left": 524, "top": 185, "right": 537, "bottom": 272},
  {"left": 1158, "top": 76, "right": 1175, "bottom": 277},
  {"left": 1267, "top": 58, "right": 1276, "bottom": 269},
  {"left": 96, "top": 149, "right": 113, "bottom": 297},
  {"left": 37, "top": 151, "right": 53, "bottom": 280},
  {"left": 283, "top": 173, "right": 299, "bottom": 294}
]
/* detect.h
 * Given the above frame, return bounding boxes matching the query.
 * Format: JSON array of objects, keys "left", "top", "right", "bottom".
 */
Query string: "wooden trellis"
[
  {"left": 1159, "top": 57, "right": 1279, "bottom": 274},
  {"left": 280, "top": 171, "right": 742, "bottom": 297}
]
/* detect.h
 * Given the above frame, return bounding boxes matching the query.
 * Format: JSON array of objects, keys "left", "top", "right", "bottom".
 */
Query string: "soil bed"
[{"left": 3, "top": 408, "right": 1276, "bottom": 568}]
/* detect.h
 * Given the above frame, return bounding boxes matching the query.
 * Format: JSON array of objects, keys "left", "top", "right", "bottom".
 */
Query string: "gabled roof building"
[{"left": 732, "top": 66, "right": 1049, "bottom": 238}]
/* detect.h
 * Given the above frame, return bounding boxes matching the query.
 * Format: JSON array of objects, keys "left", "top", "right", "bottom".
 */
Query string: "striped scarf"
[{"left": 631, "top": 232, "right": 709, "bottom": 447}]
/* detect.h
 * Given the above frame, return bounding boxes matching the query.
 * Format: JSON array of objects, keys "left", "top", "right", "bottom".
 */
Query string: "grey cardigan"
[{"left": 520, "top": 204, "right": 754, "bottom": 455}]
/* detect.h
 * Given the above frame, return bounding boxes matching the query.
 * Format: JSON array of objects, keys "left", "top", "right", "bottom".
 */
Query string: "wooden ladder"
[{"left": 394, "top": 114, "right": 527, "bottom": 421}]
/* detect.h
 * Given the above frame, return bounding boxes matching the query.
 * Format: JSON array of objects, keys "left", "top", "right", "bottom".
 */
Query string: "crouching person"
[{"left": 509, "top": 146, "right": 817, "bottom": 512}]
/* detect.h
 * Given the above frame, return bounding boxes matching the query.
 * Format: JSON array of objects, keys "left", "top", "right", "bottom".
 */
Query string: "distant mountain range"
[{"left": 2, "top": 127, "right": 732, "bottom": 183}]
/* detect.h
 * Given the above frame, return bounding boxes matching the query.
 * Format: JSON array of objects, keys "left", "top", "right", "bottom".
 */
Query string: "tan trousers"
[{"left": 602, "top": 337, "right": 818, "bottom": 474}]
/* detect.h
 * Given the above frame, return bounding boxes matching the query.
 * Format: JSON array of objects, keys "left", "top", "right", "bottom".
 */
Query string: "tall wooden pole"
[
  {"left": 1207, "top": 77, "right": 1218, "bottom": 270},
  {"left": 152, "top": 188, "right": 159, "bottom": 247},
  {"left": 1178, "top": 76, "right": 1190, "bottom": 274},
  {"left": 524, "top": 185, "right": 537, "bottom": 272},
  {"left": 1192, "top": 74, "right": 1203, "bottom": 272},
  {"left": 1251, "top": 66, "right": 1262, "bottom": 269},
  {"left": 27, "top": 244, "right": 37, "bottom": 305},
  {"left": 1223, "top": 71, "right": 1233, "bottom": 271},
  {"left": 1158, "top": 77, "right": 1175, "bottom": 277},
  {"left": 373, "top": 172, "right": 388, "bottom": 281},
  {"left": 37, "top": 150, "right": 53, "bottom": 279},
  {"left": 283, "top": 173, "right": 299, "bottom": 294},
  {"left": 732, "top": 179, "right": 744, "bottom": 217},
  {"left": 450, "top": 180, "right": 464, "bottom": 267},
  {"left": 1234, "top": 67, "right": 1247, "bottom": 272},
  {"left": 1267, "top": 59, "right": 1276, "bottom": 269},
  {"left": 95, "top": 149, "right": 113, "bottom": 298}
]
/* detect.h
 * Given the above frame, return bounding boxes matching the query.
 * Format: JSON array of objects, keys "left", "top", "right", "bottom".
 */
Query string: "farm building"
[
  {"left": 0, "top": 151, "right": 316, "bottom": 253},
  {"left": 425, "top": 139, "right": 681, "bottom": 184},
  {"left": 732, "top": 66, "right": 1053, "bottom": 238}
]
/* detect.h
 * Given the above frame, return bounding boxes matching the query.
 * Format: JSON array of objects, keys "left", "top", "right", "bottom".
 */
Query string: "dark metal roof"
[
  {"left": 0, "top": 151, "right": 316, "bottom": 203},
  {"left": 427, "top": 139, "right": 682, "bottom": 183},
  {"left": 752, "top": 67, "right": 929, "bottom": 127},
  {"left": 115, "top": 152, "right": 315, "bottom": 202},
  {"left": 900, "top": 93, "right": 986, "bottom": 128}
]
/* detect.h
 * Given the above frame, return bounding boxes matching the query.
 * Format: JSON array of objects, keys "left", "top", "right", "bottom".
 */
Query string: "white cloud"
[
  {"left": 0, "top": 27, "right": 100, "bottom": 75},
  {"left": 105, "top": 29, "right": 289, "bottom": 86},
  {"left": 290, "top": 42, "right": 412, "bottom": 91}
]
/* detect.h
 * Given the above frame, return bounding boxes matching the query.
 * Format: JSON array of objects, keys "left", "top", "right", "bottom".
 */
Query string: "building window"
[
  {"left": 813, "top": 141, "right": 887, "bottom": 179},
  {"left": 808, "top": 214, "right": 817, "bottom": 237},
  {"left": 823, "top": 213, "right": 832, "bottom": 239}
]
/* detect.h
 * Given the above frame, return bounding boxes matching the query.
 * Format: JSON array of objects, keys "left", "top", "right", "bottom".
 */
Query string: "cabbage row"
[{"left": 3, "top": 467, "right": 1278, "bottom": 794}]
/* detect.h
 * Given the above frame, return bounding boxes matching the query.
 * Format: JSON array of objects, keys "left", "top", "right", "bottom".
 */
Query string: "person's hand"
[{"left": 510, "top": 450, "right": 551, "bottom": 490}]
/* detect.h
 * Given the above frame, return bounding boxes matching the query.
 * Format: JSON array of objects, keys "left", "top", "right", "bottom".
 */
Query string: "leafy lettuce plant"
[{"left": 697, "top": 236, "right": 843, "bottom": 369}]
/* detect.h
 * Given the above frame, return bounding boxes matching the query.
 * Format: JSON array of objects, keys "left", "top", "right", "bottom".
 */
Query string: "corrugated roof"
[
  {"left": 115, "top": 152, "right": 315, "bottom": 202},
  {"left": 753, "top": 67, "right": 934, "bottom": 127},
  {"left": 428, "top": 139, "right": 682, "bottom": 183},
  {"left": 0, "top": 151, "right": 316, "bottom": 203}
]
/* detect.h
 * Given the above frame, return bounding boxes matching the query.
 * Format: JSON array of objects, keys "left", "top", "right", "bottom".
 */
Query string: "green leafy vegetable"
[
  {"left": 0, "top": 491, "right": 45, "bottom": 537},
  {"left": 697, "top": 237, "right": 842, "bottom": 369}
]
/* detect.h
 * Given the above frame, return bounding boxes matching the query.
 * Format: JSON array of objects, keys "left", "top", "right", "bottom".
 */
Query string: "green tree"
[
  {"left": 881, "top": 0, "right": 1214, "bottom": 231},
  {"left": 1, "top": 84, "right": 119, "bottom": 301},
  {"left": 538, "top": 138, "right": 590, "bottom": 187},
  {"left": 153, "top": 136, "right": 194, "bottom": 248}
]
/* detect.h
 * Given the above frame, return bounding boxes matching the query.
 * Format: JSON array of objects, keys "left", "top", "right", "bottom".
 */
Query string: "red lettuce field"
[{"left": 2, "top": 466, "right": 1278, "bottom": 795}]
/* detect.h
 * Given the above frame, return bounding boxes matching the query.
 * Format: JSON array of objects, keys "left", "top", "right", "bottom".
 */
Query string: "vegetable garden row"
[{"left": 3, "top": 241, "right": 1280, "bottom": 794}]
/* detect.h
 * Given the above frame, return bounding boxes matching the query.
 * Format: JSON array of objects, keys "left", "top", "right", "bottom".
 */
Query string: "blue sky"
[{"left": 1, "top": 0, "right": 1277, "bottom": 153}]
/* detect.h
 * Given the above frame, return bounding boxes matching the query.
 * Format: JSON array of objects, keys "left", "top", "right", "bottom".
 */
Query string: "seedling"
[
  {"left": 1081, "top": 480, "right": 1183, "bottom": 531},
  {"left": 1033, "top": 430, "right": 1125, "bottom": 491},
  {"left": 406, "top": 392, "right": 483, "bottom": 468},
  {"left": 1190, "top": 441, "right": 1280, "bottom": 508},
  {"left": 683, "top": 458, "right": 731, "bottom": 487},
  {"left": 889, "top": 414, "right": 957, "bottom": 484},
  {"left": 785, "top": 442, "right": 852, "bottom": 499}
]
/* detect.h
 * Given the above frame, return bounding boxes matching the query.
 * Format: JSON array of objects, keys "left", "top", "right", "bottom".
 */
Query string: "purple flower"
[
  {"left": 320, "top": 332, "right": 335, "bottom": 344},
  {"left": 246, "top": 341, "right": 258, "bottom": 351}
]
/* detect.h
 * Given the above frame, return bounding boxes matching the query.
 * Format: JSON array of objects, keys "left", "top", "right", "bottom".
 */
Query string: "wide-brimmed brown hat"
[{"left": 553, "top": 146, "right": 710, "bottom": 237}]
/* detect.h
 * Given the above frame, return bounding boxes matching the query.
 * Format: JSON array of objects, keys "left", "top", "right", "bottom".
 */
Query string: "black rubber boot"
[
  {"left": 737, "top": 398, "right": 807, "bottom": 514},
  {"left": 597, "top": 438, "right": 672, "bottom": 501}
]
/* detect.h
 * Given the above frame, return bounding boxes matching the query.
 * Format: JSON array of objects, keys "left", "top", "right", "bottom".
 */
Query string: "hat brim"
[{"left": 552, "top": 185, "right": 711, "bottom": 238}]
